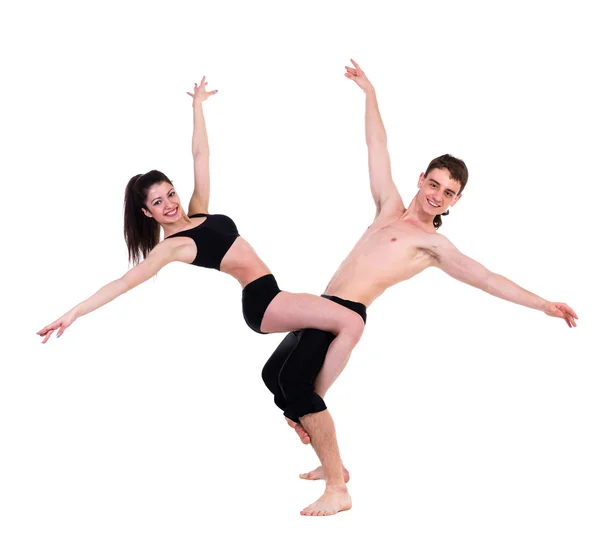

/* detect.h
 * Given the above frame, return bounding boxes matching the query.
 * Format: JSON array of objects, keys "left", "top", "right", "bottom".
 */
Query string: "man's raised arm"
[
  {"left": 345, "top": 59, "right": 404, "bottom": 217},
  {"left": 431, "top": 235, "right": 578, "bottom": 328}
]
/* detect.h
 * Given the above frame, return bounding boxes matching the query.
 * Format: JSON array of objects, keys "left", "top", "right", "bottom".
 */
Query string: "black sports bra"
[{"left": 167, "top": 213, "right": 240, "bottom": 270}]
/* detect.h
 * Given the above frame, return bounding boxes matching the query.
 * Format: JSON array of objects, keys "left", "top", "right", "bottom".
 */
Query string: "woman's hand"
[
  {"left": 187, "top": 76, "right": 218, "bottom": 105},
  {"left": 37, "top": 308, "right": 78, "bottom": 343}
]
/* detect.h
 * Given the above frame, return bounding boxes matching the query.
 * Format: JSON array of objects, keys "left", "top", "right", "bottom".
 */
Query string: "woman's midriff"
[{"left": 220, "top": 237, "right": 273, "bottom": 288}]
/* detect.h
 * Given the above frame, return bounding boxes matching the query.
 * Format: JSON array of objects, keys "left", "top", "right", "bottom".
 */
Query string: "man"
[{"left": 263, "top": 60, "right": 578, "bottom": 517}]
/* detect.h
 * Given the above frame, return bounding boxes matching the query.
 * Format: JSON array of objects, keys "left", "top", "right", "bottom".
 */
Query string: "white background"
[{"left": 1, "top": 0, "right": 598, "bottom": 555}]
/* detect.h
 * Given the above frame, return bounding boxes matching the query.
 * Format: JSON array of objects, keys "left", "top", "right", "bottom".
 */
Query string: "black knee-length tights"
[{"left": 261, "top": 295, "right": 367, "bottom": 422}]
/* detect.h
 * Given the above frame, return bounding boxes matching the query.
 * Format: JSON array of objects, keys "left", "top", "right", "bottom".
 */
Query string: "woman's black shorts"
[{"left": 241, "top": 274, "right": 281, "bottom": 334}]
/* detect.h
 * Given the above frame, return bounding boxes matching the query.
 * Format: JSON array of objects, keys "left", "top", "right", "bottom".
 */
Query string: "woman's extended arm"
[
  {"left": 186, "top": 76, "right": 217, "bottom": 216},
  {"left": 37, "top": 241, "right": 179, "bottom": 343}
]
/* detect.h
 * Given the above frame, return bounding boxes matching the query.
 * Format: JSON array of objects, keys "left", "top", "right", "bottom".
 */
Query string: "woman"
[{"left": 37, "top": 77, "right": 364, "bottom": 419}]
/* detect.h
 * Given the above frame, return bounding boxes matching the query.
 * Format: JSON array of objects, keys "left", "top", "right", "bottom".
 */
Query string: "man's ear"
[
  {"left": 417, "top": 172, "right": 425, "bottom": 189},
  {"left": 450, "top": 193, "right": 462, "bottom": 207}
]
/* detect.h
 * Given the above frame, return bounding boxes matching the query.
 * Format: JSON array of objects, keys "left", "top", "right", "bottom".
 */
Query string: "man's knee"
[
  {"left": 283, "top": 392, "right": 327, "bottom": 423},
  {"left": 261, "top": 359, "right": 278, "bottom": 390},
  {"left": 261, "top": 331, "right": 299, "bottom": 392}
]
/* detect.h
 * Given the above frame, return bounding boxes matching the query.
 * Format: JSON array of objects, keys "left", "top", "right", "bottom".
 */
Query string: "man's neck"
[{"left": 400, "top": 196, "right": 437, "bottom": 233}]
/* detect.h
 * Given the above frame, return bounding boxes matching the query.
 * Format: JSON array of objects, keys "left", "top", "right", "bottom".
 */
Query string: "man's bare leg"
[
  {"left": 299, "top": 464, "right": 350, "bottom": 482},
  {"left": 287, "top": 352, "right": 354, "bottom": 445},
  {"left": 297, "top": 410, "right": 351, "bottom": 516}
]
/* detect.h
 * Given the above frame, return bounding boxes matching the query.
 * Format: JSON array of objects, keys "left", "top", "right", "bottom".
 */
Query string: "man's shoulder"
[
  {"left": 424, "top": 229, "right": 452, "bottom": 247},
  {"left": 376, "top": 197, "right": 406, "bottom": 220}
]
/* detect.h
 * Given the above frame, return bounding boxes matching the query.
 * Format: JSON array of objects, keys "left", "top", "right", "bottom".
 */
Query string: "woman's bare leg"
[
  {"left": 314, "top": 351, "right": 352, "bottom": 399},
  {"left": 260, "top": 292, "right": 364, "bottom": 392}
]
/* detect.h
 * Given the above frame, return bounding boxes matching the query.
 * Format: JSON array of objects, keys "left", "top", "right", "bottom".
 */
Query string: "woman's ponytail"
[{"left": 123, "top": 171, "right": 169, "bottom": 265}]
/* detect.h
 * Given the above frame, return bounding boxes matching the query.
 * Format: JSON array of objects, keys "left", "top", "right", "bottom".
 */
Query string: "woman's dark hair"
[
  {"left": 425, "top": 154, "right": 469, "bottom": 230},
  {"left": 123, "top": 170, "right": 173, "bottom": 265}
]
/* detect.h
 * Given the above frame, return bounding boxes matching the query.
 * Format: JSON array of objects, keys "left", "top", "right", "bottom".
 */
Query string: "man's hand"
[
  {"left": 344, "top": 59, "right": 374, "bottom": 93},
  {"left": 187, "top": 76, "right": 217, "bottom": 105},
  {"left": 543, "top": 302, "right": 578, "bottom": 328}
]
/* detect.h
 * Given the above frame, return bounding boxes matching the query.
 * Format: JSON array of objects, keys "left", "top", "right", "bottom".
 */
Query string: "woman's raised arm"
[{"left": 186, "top": 76, "right": 217, "bottom": 215}]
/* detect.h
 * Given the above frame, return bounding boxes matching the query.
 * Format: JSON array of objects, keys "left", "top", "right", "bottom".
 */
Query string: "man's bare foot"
[
  {"left": 300, "top": 486, "right": 352, "bottom": 516},
  {"left": 299, "top": 465, "right": 350, "bottom": 483},
  {"left": 286, "top": 417, "right": 310, "bottom": 444}
]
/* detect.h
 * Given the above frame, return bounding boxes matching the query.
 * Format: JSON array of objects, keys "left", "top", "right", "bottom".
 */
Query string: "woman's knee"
[{"left": 338, "top": 312, "right": 364, "bottom": 346}]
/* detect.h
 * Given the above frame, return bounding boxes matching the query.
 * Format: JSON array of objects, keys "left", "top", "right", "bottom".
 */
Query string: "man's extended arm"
[{"left": 433, "top": 236, "right": 578, "bottom": 327}]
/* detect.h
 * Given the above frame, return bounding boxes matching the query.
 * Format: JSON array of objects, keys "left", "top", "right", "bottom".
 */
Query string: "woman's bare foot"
[
  {"left": 286, "top": 417, "right": 310, "bottom": 444},
  {"left": 299, "top": 465, "right": 350, "bottom": 483},
  {"left": 300, "top": 486, "right": 352, "bottom": 516}
]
